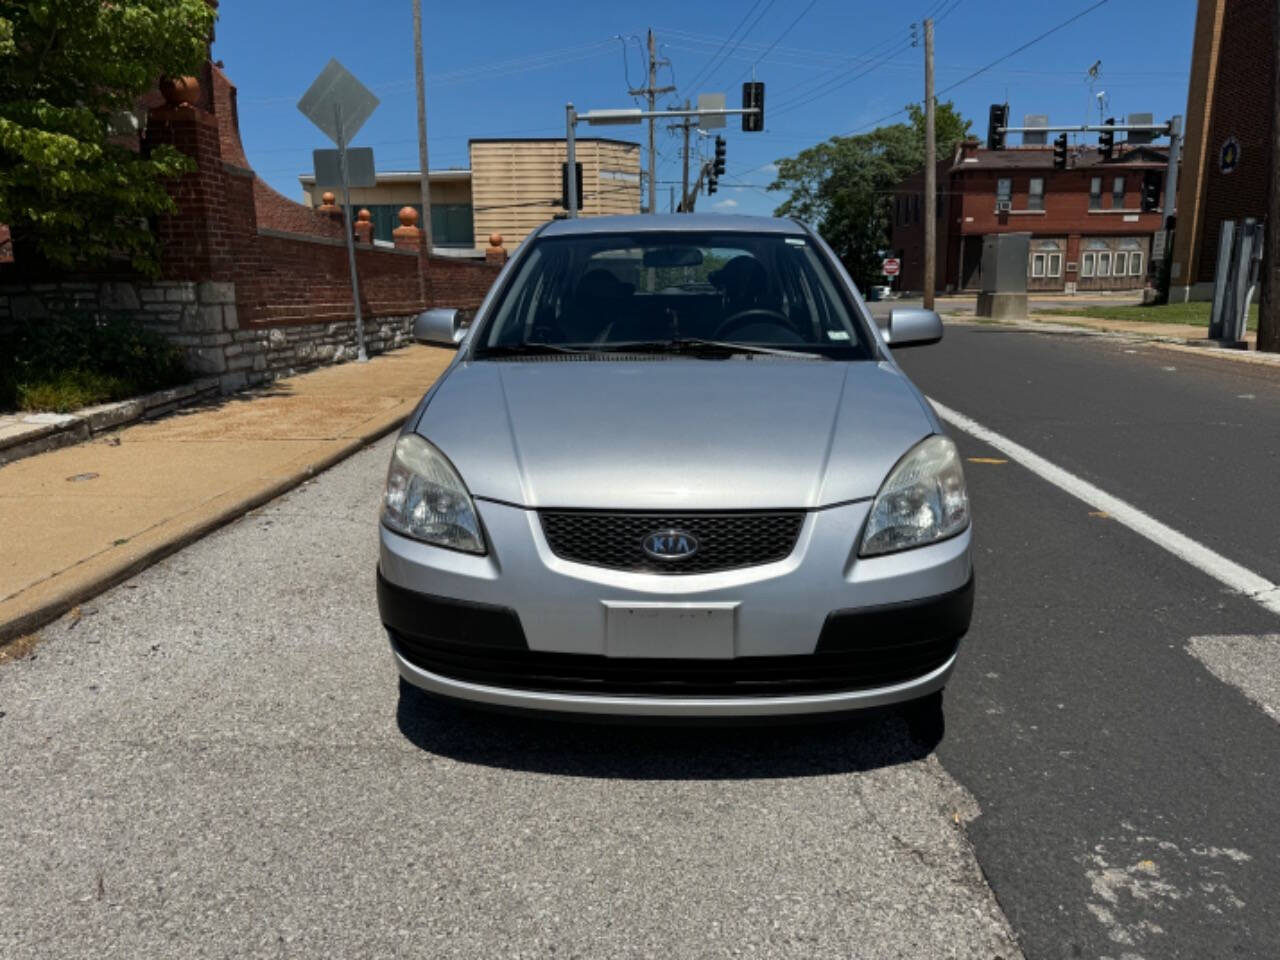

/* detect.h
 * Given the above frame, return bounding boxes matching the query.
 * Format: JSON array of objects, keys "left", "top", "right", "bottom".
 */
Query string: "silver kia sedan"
[{"left": 378, "top": 214, "right": 972, "bottom": 719}]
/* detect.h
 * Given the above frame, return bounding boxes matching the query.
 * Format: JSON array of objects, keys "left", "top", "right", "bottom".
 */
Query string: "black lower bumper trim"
[
  {"left": 816, "top": 575, "right": 974, "bottom": 654},
  {"left": 377, "top": 569, "right": 527, "bottom": 650},
  {"left": 381, "top": 568, "right": 973, "bottom": 698}
]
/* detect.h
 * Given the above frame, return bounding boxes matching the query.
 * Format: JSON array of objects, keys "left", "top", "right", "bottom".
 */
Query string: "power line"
[
  {"left": 935, "top": 0, "right": 1110, "bottom": 99},
  {"left": 840, "top": 0, "right": 1113, "bottom": 137},
  {"left": 734, "top": 0, "right": 821, "bottom": 82},
  {"left": 704, "top": 0, "right": 779, "bottom": 86},
  {"left": 772, "top": 39, "right": 915, "bottom": 117},
  {"left": 679, "top": 0, "right": 767, "bottom": 97}
]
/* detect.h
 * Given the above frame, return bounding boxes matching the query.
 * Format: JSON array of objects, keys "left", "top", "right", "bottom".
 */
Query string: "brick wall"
[
  {"left": 2, "top": 62, "right": 502, "bottom": 398},
  {"left": 1195, "top": 0, "right": 1276, "bottom": 284}
]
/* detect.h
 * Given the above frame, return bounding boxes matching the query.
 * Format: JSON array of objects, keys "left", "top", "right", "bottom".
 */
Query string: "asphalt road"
[
  {"left": 0, "top": 435, "right": 1019, "bottom": 960},
  {"left": 897, "top": 324, "right": 1280, "bottom": 958},
  {"left": 3, "top": 323, "right": 1279, "bottom": 959}
]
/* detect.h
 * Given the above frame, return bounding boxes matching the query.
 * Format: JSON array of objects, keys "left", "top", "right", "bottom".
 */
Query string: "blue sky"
[{"left": 217, "top": 0, "right": 1197, "bottom": 218}]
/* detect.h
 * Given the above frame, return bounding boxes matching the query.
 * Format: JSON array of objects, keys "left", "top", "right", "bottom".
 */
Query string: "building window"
[
  {"left": 1130, "top": 252, "right": 1144, "bottom": 276},
  {"left": 912, "top": 194, "right": 921, "bottom": 223},
  {"left": 1047, "top": 252, "right": 1062, "bottom": 277},
  {"left": 1112, "top": 175, "right": 1126, "bottom": 209},
  {"left": 1113, "top": 251, "right": 1129, "bottom": 276},
  {"left": 1028, "top": 177, "right": 1045, "bottom": 211},
  {"left": 1090, "top": 177, "right": 1103, "bottom": 210},
  {"left": 1098, "top": 251, "right": 1112, "bottom": 275},
  {"left": 997, "top": 177, "right": 1012, "bottom": 205},
  {"left": 1081, "top": 252, "right": 1096, "bottom": 277},
  {"left": 1031, "top": 253, "right": 1047, "bottom": 277}
]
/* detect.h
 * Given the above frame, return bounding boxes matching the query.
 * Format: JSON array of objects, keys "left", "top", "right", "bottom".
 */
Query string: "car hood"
[{"left": 417, "top": 358, "right": 936, "bottom": 510}]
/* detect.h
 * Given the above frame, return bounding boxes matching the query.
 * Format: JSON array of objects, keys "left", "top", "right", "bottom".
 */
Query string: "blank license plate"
[{"left": 604, "top": 603, "right": 736, "bottom": 659}]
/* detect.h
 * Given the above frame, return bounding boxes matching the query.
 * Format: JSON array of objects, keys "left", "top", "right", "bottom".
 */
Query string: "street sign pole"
[
  {"left": 335, "top": 103, "right": 367, "bottom": 362},
  {"left": 297, "top": 59, "right": 380, "bottom": 364},
  {"left": 565, "top": 103, "right": 578, "bottom": 218}
]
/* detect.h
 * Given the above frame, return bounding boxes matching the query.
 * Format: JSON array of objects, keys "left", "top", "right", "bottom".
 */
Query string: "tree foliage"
[
  {"left": 769, "top": 101, "right": 972, "bottom": 287},
  {"left": 0, "top": 0, "right": 216, "bottom": 273}
]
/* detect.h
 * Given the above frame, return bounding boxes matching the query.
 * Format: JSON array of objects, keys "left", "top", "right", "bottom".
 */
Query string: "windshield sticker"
[
  {"left": 785, "top": 238, "right": 806, "bottom": 246},
  {"left": 826, "top": 330, "right": 850, "bottom": 341}
]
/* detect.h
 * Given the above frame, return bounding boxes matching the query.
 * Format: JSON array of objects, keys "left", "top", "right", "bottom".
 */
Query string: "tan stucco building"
[{"left": 299, "top": 137, "right": 641, "bottom": 254}]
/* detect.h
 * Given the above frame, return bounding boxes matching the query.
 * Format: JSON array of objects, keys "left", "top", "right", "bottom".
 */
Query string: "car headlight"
[
  {"left": 859, "top": 435, "right": 969, "bottom": 557},
  {"left": 382, "top": 434, "right": 485, "bottom": 554}
]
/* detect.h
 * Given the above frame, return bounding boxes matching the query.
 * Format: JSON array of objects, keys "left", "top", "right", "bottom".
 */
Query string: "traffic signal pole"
[{"left": 680, "top": 100, "right": 691, "bottom": 212}]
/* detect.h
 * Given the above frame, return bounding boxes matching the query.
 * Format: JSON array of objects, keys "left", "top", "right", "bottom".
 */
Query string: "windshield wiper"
[
  {"left": 596, "top": 338, "right": 823, "bottom": 360},
  {"left": 478, "top": 342, "right": 590, "bottom": 356}
]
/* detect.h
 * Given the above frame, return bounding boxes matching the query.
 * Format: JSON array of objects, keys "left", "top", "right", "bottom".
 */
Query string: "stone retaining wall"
[{"left": 0, "top": 279, "right": 420, "bottom": 395}]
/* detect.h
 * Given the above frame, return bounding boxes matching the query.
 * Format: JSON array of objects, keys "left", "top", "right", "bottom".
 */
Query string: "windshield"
[{"left": 474, "top": 231, "right": 874, "bottom": 359}]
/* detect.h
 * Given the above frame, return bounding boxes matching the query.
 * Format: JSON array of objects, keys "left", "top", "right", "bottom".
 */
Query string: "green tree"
[
  {"left": 0, "top": 0, "right": 216, "bottom": 273},
  {"left": 770, "top": 101, "right": 972, "bottom": 287}
]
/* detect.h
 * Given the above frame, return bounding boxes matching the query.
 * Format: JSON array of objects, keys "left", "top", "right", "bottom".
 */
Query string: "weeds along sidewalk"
[{"left": 0, "top": 345, "right": 455, "bottom": 647}]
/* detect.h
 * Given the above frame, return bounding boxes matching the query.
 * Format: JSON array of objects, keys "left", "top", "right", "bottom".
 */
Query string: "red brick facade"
[
  {"left": 1194, "top": 0, "right": 1276, "bottom": 284},
  {"left": 890, "top": 141, "right": 1168, "bottom": 294},
  {"left": 144, "top": 66, "right": 500, "bottom": 326}
]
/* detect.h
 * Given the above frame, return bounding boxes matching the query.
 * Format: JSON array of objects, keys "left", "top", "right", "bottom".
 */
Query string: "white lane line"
[{"left": 930, "top": 398, "right": 1280, "bottom": 618}]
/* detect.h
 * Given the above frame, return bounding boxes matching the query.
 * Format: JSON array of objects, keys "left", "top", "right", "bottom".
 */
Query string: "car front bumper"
[{"left": 379, "top": 498, "right": 973, "bottom": 717}]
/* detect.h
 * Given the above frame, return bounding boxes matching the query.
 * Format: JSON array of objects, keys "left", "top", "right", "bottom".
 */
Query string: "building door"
[{"left": 961, "top": 236, "right": 983, "bottom": 290}]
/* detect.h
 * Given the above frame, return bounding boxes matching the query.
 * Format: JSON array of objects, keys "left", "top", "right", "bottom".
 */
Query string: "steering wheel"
[{"left": 712, "top": 308, "right": 793, "bottom": 340}]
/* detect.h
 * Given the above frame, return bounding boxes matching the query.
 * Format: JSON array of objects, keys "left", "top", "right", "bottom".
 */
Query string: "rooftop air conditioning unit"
[{"left": 995, "top": 199, "right": 1012, "bottom": 213}]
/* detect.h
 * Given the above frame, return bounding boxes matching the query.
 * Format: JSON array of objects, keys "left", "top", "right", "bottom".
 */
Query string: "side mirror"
[
  {"left": 412, "top": 308, "right": 465, "bottom": 347},
  {"left": 885, "top": 307, "right": 943, "bottom": 348}
]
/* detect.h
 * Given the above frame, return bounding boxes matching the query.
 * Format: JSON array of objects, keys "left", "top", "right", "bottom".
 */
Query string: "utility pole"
[
  {"left": 412, "top": 0, "right": 432, "bottom": 301},
  {"left": 923, "top": 17, "right": 936, "bottom": 310},
  {"left": 1258, "top": 0, "right": 1280, "bottom": 352},
  {"left": 629, "top": 30, "right": 674, "bottom": 214},
  {"left": 681, "top": 100, "right": 691, "bottom": 212}
]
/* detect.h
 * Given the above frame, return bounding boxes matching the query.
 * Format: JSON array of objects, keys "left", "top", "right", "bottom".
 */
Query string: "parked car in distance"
[{"left": 378, "top": 214, "right": 972, "bottom": 720}]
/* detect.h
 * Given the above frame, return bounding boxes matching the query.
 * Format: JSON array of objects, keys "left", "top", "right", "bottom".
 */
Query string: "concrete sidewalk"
[
  {"left": 1026, "top": 310, "right": 1259, "bottom": 348},
  {"left": 957, "top": 312, "right": 1280, "bottom": 367},
  {"left": 0, "top": 345, "right": 454, "bottom": 645}
]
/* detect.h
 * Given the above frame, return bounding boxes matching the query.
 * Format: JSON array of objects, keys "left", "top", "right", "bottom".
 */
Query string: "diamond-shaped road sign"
[{"left": 297, "top": 59, "right": 379, "bottom": 146}]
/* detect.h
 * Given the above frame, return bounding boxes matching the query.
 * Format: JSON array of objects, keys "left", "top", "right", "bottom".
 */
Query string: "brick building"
[
  {"left": 1169, "top": 0, "right": 1276, "bottom": 301},
  {"left": 890, "top": 140, "right": 1169, "bottom": 294}
]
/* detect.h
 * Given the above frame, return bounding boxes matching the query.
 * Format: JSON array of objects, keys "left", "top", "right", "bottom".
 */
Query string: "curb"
[
  {"left": 0, "top": 411, "right": 407, "bottom": 648},
  {"left": 950, "top": 317, "right": 1280, "bottom": 367},
  {"left": 0, "top": 378, "right": 221, "bottom": 467}
]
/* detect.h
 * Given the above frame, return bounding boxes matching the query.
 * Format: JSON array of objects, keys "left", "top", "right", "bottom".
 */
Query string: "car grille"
[
  {"left": 390, "top": 630, "right": 959, "bottom": 697},
  {"left": 539, "top": 511, "right": 803, "bottom": 575}
]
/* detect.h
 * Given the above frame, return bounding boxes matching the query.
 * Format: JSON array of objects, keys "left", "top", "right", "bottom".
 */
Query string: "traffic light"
[
  {"left": 713, "top": 136, "right": 726, "bottom": 177},
  {"left": 1099, "top": 118, "right": 1115, "bottom": 161},
  {"left": 707, "top": 162, "right": 718, "bottom": 195},
  {"left": 560, "top": 161, "right": 583, "bottom": 209},
  {"left": 1140, "top": 170, "right": 1161, "bottom": 212},
  {"left": 987, "top": 103, "right": 1009, "bottom": 150},
  {"left": 1053, "top": 132, "right": 1068, "bottom": 170},
  {"left": 742, "top": 82, "right": 764, "bottom": 132}
]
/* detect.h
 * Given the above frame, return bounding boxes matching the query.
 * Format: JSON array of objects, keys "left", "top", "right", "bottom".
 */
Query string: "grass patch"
[
  {"left": 12, "top": 370, "right": 138, "bottom": 413},
  {"left": 1039, "top": 300, "right": 1259, "bottom": 331},
  {"left": 1, "top": 313, "right": 190, "bottom": 413}
]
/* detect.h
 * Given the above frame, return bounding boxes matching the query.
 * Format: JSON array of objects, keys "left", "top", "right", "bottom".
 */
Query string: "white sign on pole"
[
  {"left": 697, "top": 93, "right": 726, "bottom": 129},
  {"left": 313, "top": 148, "right": 376, "bottom": 189}
]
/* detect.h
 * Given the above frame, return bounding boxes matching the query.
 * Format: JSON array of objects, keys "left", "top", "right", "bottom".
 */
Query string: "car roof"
[{"left": 537, "top": 213, "right": 807, "bottom": 237}]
